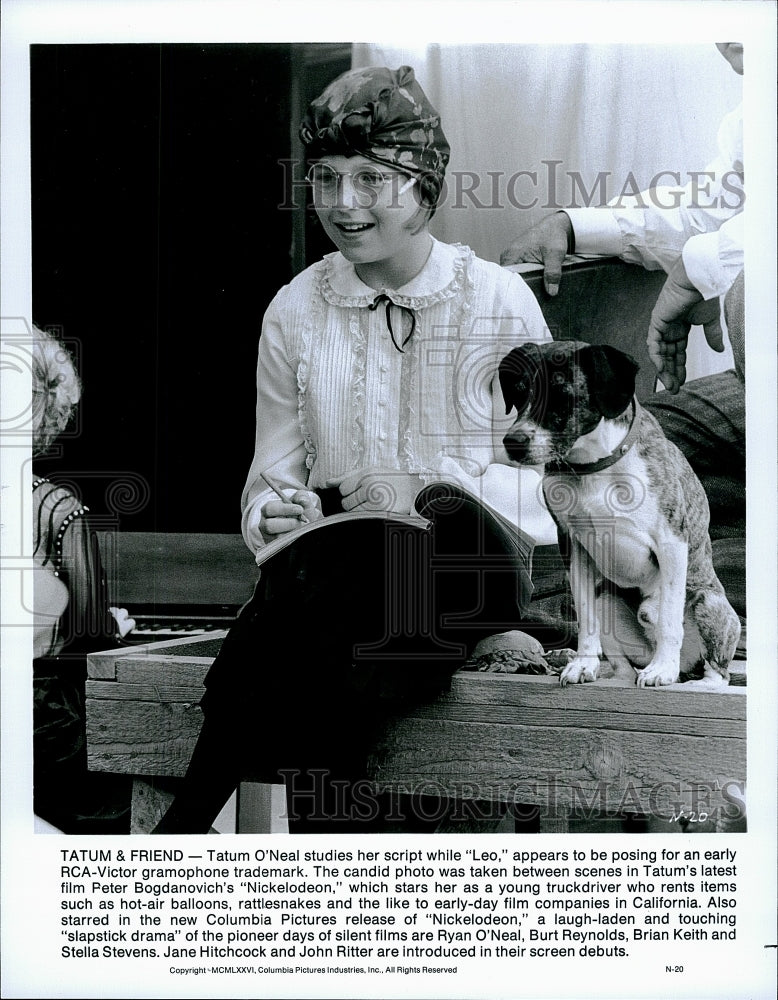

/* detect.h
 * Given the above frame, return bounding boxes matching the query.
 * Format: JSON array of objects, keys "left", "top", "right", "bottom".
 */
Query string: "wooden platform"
[{"left": 86, "top": 633, "right": 746, "bottom": 833}]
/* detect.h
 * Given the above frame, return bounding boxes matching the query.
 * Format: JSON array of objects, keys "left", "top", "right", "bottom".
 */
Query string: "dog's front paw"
[
  {"left": 636, "top": 658, "right": 680, "bottom": 688},
  {"left": 560, "top": 656, "right": 600, "bottom": 687}
]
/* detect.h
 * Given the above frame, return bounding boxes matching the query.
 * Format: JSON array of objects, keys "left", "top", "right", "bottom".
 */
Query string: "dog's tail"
[{"left": 688, "top": 587, "right": 741, "bottom": 689}]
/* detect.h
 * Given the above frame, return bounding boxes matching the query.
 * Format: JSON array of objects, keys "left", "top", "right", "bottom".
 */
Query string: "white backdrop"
[{"left": 353, "top": 43, "right": 744, "bottom": 378}]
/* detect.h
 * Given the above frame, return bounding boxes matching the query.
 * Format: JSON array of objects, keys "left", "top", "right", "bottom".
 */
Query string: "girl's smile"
[{"left": 330, "top": 217, "right": 375, "bottom": 236}]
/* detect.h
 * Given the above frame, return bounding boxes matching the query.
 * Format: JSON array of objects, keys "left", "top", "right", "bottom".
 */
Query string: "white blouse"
[{"left": 242, "top": 238, "right": 558, "bottom": 555}]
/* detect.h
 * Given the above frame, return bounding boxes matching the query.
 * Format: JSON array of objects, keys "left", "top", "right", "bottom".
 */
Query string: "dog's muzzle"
[{"left": 503, "top": 428, "right": 532, "bottom": 463}]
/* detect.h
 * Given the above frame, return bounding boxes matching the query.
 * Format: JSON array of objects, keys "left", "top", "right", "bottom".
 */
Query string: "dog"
[{"left": 498, "top": 341, "right": 741, "bottom": 690}]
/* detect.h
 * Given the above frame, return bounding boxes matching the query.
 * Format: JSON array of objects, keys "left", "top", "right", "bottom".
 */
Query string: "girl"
[{"left": 154, "top": 65, "right": 555, "bottom": 834}]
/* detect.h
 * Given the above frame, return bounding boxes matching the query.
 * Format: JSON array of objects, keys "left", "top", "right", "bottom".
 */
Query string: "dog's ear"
[
  {"left": 578, "top": 345, "right": 640, "bottom": 418},
  {"left": 499, "top": 344, "right": 539, "bottom": 415}
]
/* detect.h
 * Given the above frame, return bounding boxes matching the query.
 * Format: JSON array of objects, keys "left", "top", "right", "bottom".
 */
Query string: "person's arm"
[
  {"left": 37, "top": 486, "right": 122, "bottom": 653},
  {"left": 646, "top": 254, "right": 728, "bottom": 394},
  {"left": 571, "top": 105, "right": 744, "bottom": 280},
  {"left": 503, "top": 105, "right": 744, "bottom": 296},
  {"left": 241, "top": 297, "right": 321, "bottom": 554},
  {"left": 640, "top": 109, "right": 743, "bottom": 392},
  {"left": 681, "top": 211, "right": 744, "bottom": 302}
]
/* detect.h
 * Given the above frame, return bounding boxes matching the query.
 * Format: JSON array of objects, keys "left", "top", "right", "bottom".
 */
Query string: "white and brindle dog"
[{"left": 498, "top": 341, "right": 740, "bottom": 690}]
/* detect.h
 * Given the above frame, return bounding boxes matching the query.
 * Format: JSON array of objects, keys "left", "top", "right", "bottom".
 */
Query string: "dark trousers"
[{"left": 153, "top": 483, "right": 534, "bottom": 833}]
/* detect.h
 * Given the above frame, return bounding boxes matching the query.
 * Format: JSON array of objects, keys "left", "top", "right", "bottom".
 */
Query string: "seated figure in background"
[{"left": 32, "top": 325, "right": 134, "bottom": 833}]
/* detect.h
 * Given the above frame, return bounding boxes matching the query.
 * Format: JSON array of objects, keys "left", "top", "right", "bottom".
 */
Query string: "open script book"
[{"left": 254, "top": 509, "right": 430, "bottom": 567}]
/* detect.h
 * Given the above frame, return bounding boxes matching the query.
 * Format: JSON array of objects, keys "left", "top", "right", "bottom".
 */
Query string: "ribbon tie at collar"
[{"left": 369, "top": 293, "right": 417, "bottom": 353}]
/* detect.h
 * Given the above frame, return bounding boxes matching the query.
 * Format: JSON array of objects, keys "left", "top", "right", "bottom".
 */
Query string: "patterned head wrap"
[{"left": 300, "top": 65, "right": 450, "bottom": 209}]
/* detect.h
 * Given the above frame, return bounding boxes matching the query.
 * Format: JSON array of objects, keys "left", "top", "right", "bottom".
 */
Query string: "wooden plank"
[
  {"left": 84, "top": 678, "right": 742, "bottom": 737},
  {"left": 91, "top": 662, "right": 745, "bottom": 717},
  {"left": 86, "top": 698, "right": 204, "bottom": 744},
  {"left": 85, "top": 671, "right": 746, "bottom": 778},
  {"left": 400, "top": 699, "right": 745, "bottom": 739},
  {"left": 86, "top": 680, "right": 205, "bottom": 703},
  {"left": 86, "top": 700, "right": 203, "bottom": 776},
  {"left": 85, "top": 631, "right": 747, "bottom": 830},
  {"left": 130, "top": 777, "right": 244, "bottom": 834},
  {"left": 87, "top": 650, "right": 121, "bottom": 680},
  {"left": 86, "top": 632, "right": 227, "bottom": 679},
  {"left": 446, "top": 672, "right": 746, "bottom": 718},
  {"left": 131, "top": 778, "right": 177, "bottom": 833},
  {"left": 114, "top": 659, "right": 212, "bottom": 687},
  {"left": 127, "top": 633, "right": 226, "bottom": 657},
  {"left": 91, "top": 745, "right": 199, "bottom": 778},
  {"left": 368, "top": 717, "right": 746, "bottom": 816}
]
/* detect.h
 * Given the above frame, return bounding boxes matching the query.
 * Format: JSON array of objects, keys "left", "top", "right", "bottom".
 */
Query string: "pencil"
[{"left": 260, "top": 471, "right": 309, "bottom": 524}]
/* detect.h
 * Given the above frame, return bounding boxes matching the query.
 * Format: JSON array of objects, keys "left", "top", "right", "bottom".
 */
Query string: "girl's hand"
[
  {"left": 259, "top": 490, "right": 322, "bottom": 543},
  {"left": 328, "top": 467, "right": 423, "bottom": 514}
]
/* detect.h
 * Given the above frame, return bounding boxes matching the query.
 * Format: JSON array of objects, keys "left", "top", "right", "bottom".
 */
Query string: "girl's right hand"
[{"left": 259, "top": 490, "right": 322, "bottom": 543}]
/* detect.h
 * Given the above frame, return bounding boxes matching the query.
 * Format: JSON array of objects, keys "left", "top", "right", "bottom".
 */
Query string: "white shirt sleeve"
[
  {"left": 566, "top": 104, "right": 744, "bottom": 298},
  {"left": 241, "top": 295, "right": 309, "bottom": 554},
  {"left": 682, "top": 211, "right": 744, "bottom": 300}
]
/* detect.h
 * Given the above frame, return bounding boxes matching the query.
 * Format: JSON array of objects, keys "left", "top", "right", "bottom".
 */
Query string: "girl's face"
[{"left": 309, "top": 154, "right": 429, "bottom": 282}]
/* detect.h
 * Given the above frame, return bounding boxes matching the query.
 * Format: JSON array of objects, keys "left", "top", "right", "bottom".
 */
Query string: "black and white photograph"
[{"left": 2, "top": 2, "right": 776, "bottom": 999}]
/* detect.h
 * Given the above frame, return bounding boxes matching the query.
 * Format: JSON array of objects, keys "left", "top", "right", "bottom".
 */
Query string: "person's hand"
[
  {"left": 109, "top": 607, "right": 136, "bottom": 638},
  {"left": 500, "top": 212, "right": 573, "bottom": 295},
  {"left": 259, "top": 489, "right": 322, "bottom": 543},
  {"left": 327, "top": 467, "right": 423, "bottom": 514},
  {"left": 647, "top": 258, "right": 724, "bottom": 394}
]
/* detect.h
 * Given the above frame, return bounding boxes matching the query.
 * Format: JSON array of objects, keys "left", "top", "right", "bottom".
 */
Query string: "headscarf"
[{"left": 299, "top": 65, "right": 450, "bottom": 208}]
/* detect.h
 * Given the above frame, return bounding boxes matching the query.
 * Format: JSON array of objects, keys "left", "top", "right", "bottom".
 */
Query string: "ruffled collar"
[{"left": 319, "top": 238, "right": 471, "bottom": 309}]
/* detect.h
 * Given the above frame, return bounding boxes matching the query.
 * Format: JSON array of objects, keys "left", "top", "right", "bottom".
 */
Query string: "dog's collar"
[{"left": 549, "top": 399, "right": 642, "bottom": 476}]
